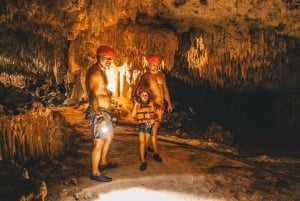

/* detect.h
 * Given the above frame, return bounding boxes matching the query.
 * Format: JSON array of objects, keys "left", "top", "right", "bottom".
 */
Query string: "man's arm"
[
  {"left": 88, "top": 76, "right": 100, "bottom": 115},
  {"left": 87, "top": 73, "right": 111, "bottom": 127}
]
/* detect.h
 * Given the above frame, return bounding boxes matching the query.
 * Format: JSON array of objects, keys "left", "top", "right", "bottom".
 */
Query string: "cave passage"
[{"left": 168, "top": 75, "right": 300, "bottom": 157}]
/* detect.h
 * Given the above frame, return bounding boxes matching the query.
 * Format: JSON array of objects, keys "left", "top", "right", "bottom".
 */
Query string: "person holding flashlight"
[{"left": 85, "top": 45, "right": 117, "bottom": 182}]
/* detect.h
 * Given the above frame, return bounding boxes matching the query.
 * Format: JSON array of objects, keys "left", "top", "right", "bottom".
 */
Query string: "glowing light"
[
  {"left": 105, "top": 63, "right": 118, "bottom": 96},
  {"left": 101, "top": 125, "right": 109, "bottom": 133},
  {"left": 81, "top": 176, "right": 224, "bottom": 201},
  {"left": 96, "top": 187, "right": 222, "bottom": 201},
  {"left": 187, "top": 36, "right": 208, "bottom": 77}
]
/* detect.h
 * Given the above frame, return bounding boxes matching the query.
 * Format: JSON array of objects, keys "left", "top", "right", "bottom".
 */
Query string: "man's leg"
[
  {"left": 100, "top": 132, "right": 114, "bottom": 166},
  {"left": 90, "top": 138, "right": 112, "bottom": 182},
  {"left": 91, "top": 138, "right": 104, "bottom": 176},
  {"left": 148, "top": 107, "right": 164, "bottom": 152},
  {"left": 152, "top": 121, "right": 163, "bottom": 163},
  {"left": 151, "top": 122, "right": 159, "bottom": 154},
  {"left": 152, "top": 106, "right": 164, "bottom": 154}
]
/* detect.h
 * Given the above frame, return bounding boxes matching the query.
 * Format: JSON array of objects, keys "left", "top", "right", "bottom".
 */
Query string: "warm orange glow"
[
  {"left": 105, "top": 63, "right": 118, "bottom": 96},
  {"left": 106, "top": 61, "right": 142, "bottom": 101},
  {"left": 187, "top": 36, "right": 208, "bottom": 77},
  {"left": 0, "top": 72, "right": 26, "bottom": 88},
  {"left": 96, "top": 187, "right": 222, "bottom": 201},
  {"left": 78, "top": 176, "right": 225, "bottom": 201}
]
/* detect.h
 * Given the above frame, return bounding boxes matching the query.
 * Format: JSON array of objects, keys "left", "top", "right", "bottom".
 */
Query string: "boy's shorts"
[{"left": 137, "top": 123, "right": 152, "bottom": 135}]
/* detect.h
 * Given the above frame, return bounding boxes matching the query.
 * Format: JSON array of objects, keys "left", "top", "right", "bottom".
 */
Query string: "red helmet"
[
  {"left": 147, "top": 54, "right": 161, "bottom": 64},
  {"left": 96, "top": 45, "right": 115, "bottom": 57},
  {"left": 137, "top": 86, "right": 151, "bottom": 96}
]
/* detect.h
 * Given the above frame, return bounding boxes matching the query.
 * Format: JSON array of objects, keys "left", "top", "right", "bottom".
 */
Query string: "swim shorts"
[{"left": 86, "top": 106, "right": 113, "bottom": 139}]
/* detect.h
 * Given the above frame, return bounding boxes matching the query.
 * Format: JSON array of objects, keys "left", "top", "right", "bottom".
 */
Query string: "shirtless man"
[
  {"left": 85, "top": 45, "right": 117, "bottom": 182},
  {"left": 136, "top": 53, "right": 173, "bottom": 162}
]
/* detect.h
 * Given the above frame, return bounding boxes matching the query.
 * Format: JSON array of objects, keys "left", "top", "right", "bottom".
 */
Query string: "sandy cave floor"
[{"left": 33, "top": 106, "right": 300, "bottom": 201}]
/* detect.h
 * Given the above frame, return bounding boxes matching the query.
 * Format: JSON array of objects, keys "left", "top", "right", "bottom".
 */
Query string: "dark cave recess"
[
  {"left": 169, "top": 76, "right": 275, "bottom": 129},
  {"left": 167, "top": 75, "right": 299, "bottom": 153}
]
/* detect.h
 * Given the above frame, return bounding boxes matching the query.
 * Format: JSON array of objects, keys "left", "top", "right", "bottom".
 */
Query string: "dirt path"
[{"left": 44, "top": 106, "right": 300, "bottom": 201}]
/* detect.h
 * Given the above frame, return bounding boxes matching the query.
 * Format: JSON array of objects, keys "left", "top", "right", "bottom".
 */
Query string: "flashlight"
[{"left": 101, "top": 125, "right": 109, "bottom": 133}]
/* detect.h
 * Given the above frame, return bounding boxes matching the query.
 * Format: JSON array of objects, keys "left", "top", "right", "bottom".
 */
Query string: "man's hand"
[
  {"left": 96, "top": 116, "right": 106, "bottom": 126},
  {"left": 167, "top": 104, "right": 173, "bottom": 113}
]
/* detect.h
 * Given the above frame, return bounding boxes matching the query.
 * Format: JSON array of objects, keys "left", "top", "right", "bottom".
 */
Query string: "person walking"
[
  {"left": 85, "top": 45, "right": 117, "bottom": 182},
  {"left": 135, "top": 53, "right": 173, "bottom": 163},
  {"left": 132, "top": 86, "right": 156, "bottom": 171}
]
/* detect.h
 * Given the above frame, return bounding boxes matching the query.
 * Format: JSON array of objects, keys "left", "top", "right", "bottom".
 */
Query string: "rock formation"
[
  {"left": 0, "top": 2, "right": 299, "bottom": 200},
  {"left": 0, "top": 0, "right": 299, "bottom": 96},
  {"left": 0, "top": 0, "right": 299, "bottom": 161}
]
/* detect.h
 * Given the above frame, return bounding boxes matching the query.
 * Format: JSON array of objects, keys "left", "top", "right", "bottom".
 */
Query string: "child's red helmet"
[{"left": 137, "top": 86, "right": 151, "bottom": 96}]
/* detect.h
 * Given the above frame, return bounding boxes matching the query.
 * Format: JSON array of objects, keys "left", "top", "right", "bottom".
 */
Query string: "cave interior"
[{"left": 0, "top": 0, "right": 300, "bottom": 199}]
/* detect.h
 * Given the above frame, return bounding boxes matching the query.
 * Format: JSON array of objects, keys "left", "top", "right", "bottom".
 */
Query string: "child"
[{"left": 131, "top": 86, "right": 156, "bottom": 171}]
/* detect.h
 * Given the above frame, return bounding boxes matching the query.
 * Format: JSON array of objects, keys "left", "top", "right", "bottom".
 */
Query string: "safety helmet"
[
  {"left": 147, "top": 53, "right": 161, "bottom": 64},
  {"left": 96, "top": 45, "right": 115, "bottom": 57},
  {"left": 137, "top": 86, "right": 151, "bottom": 96}
]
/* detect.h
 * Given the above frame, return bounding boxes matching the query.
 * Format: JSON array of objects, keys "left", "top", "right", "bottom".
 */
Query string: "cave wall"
[
  {"left": 0, "top": 102, "right": 72, "bottom": 162},
  {"left": 67, "top": 24, "right": 178, "bottom": 100},
  {"left": 175, "top": 28, "right": 300, "bottom": 91},
  {"left": 0, "top": 0, "right": 299, "bottom": 133},
  {"left": 1, "top": 0, "right": 299, "bottom": 93}
]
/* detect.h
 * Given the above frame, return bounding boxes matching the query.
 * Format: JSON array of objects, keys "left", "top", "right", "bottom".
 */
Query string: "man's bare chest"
[{"left": 146, "top": 73, "right": 164, "bottom": 84}]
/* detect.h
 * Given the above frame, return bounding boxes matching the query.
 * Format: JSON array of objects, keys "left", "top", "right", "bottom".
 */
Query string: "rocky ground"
[{"left": 13, "top": 105, "right": 300, "bottom": 201}]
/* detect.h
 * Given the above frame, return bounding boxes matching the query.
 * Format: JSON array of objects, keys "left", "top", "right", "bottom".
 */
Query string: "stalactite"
[
  {"left": 0, "top": 104, "right": 71, "bottom": 162},
  {"left": 178, "top": 27, "right": 299, "bottom": 91}
]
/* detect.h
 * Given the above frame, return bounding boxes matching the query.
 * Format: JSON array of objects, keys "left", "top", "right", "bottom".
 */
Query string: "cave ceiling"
[{"left": 0, "top": 0, "right": 300, "bottom": 96}]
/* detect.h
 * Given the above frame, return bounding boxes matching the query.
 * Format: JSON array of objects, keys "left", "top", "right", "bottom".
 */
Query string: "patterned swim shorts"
[{"left": 86, "top": 106, "right": 113, "bottom": 139}]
